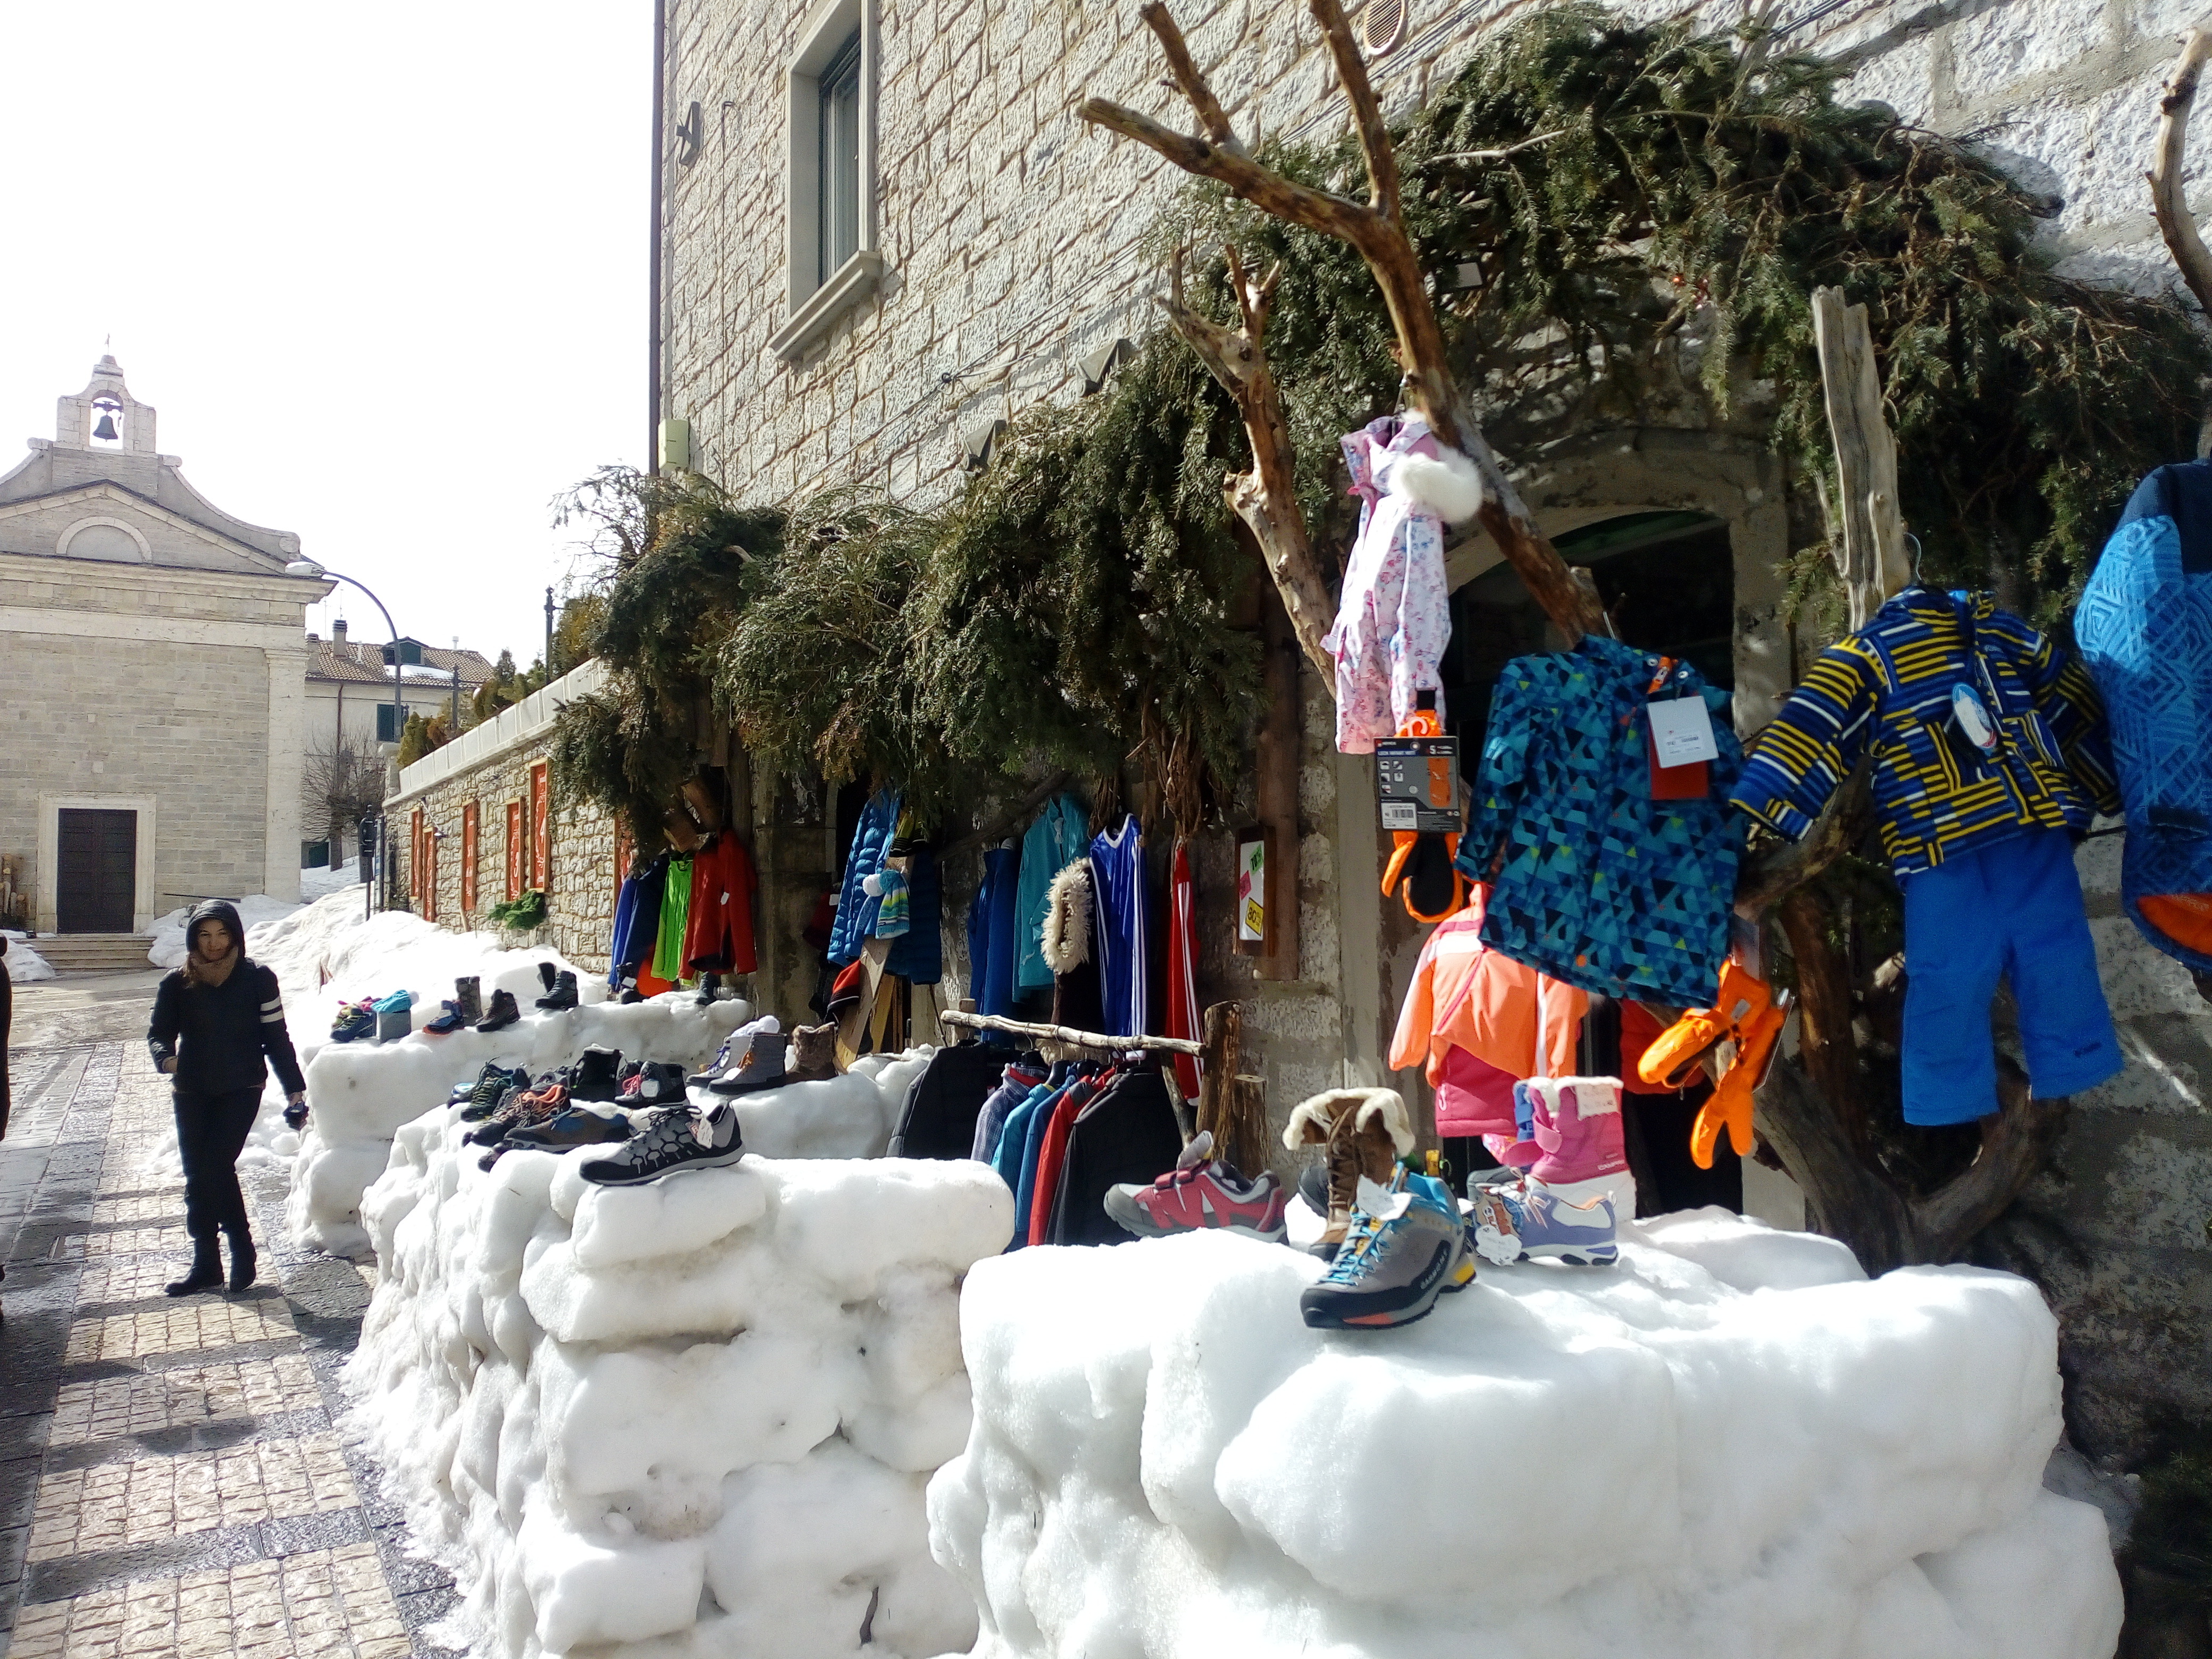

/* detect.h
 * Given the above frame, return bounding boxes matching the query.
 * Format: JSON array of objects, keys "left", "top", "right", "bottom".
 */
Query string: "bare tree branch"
[
  {"left": 2149, "top": 27, "right": 2212, "bottom": 319},
  {"left": 1136, "top": 1, "right": 1242, "bottom": 153},
  {"left": 1309, "top": 0, "right": 1403, "bottom": 219}
]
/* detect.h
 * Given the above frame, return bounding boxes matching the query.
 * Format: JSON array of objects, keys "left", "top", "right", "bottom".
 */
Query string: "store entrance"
[{"left": 1438, "top": 509, "right": 1735, "bottom": 751}]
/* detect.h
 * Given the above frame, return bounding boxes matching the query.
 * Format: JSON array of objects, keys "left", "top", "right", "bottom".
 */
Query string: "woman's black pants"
[{"left": 173, "top": 1088, "right": 260, "bottom": 1243}]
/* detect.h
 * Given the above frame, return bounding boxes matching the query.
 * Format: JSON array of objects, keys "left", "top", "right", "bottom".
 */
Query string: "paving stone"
[{"left": 0, "top": 1044, "right": 444, "bottom": 1655}]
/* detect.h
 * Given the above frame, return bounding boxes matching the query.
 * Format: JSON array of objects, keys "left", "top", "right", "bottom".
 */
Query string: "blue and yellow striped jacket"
[{"left": 1730, "top": 589, "right": 2118, "bottom": 877}]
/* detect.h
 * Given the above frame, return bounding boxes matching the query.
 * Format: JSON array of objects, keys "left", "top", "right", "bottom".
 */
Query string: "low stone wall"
[{"left": 386, "top": 664, "right": 621, "bottom": 973}]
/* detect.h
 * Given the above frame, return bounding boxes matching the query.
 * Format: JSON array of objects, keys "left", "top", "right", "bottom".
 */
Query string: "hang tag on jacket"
[
  {"left": 1646, "top": 724, "right": 1709, "bottom": 799},
  {"left": 1949, "top": 682, "right": 1998, "bottom": 757},
  {"left": 1648, "top": 696, "right": 1720, "bottom": 766}
]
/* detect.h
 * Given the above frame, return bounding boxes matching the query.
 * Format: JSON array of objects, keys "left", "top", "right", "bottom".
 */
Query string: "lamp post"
[
  {"left": 289, "top": 560, "right": 401, "bottom": 919},
  {"left": 544, "top": 586, "right": 557, "bottom": 683}
]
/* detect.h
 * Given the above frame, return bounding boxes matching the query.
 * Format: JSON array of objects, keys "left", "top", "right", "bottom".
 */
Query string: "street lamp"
[{"left": 289, "top": 559, "right": 401, "bottom": 919}]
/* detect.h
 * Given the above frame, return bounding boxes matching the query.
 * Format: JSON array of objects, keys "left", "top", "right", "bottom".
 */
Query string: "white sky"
[{"left": 0, "top": 2, "right": 649, "bottom": 669}]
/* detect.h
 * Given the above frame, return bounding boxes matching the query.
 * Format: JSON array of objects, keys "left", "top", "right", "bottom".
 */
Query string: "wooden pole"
[
  {"left": 1196, "top": 1001, "right": 1242, "bottom": 1144},
  {"left": 1810, "top": 286, "right": 1912, "bottom": 624},
  {"left": 2150, "top": 27, "right": 2212, "bottom": 320}
]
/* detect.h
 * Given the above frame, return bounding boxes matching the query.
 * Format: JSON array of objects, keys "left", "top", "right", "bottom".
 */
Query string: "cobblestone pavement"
[{"left": 0, "top": 1043, "right": 465, "bottom": 1658}]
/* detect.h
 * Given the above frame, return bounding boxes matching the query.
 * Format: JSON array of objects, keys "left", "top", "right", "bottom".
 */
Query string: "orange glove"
[
  {"left": 1382, "top": 709, "right": 1468, "bottom": 923},
  {"left": 1688, "top": 986, "right": 1789, "bottom": 1169},
  {"left": 1638, "top": 960, "right": 1773, "bottom": 1090}
]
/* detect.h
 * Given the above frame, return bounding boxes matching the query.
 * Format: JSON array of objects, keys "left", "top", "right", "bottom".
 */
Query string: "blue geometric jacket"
[
  {"left": 2076, "top": 462, "right": 2212, "bottom": 973},
  {"left": 1454, "top": 635, "right": 1742, "bottom": 1006},
  {"left": 1730, "top": 589, "right": 2117, "bottom": 879}
]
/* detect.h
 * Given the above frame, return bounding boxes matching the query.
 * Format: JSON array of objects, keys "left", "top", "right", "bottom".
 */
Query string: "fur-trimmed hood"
[
  {"left": 1392, "top": 445, "right": 1486, "bottom": 524},
  {"left": 1283, "top": 1086, "right": 1415, "bottom": 1155},
  {"left": 1042, "top": 860, "right": 1092, "bottom": 974}
]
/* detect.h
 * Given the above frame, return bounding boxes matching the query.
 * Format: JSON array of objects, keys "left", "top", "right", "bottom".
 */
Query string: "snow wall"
[
  {"left": 928, "top": 1211, "right": 2124, "bottom": 1659},
  {"left": 346, "top": 1104, "right": 1012, "bottom": 1659}
]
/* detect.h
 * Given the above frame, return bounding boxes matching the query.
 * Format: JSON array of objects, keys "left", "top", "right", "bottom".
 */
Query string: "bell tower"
[{"left": 55, "top": 354, "right": 157, "bottom": 455}]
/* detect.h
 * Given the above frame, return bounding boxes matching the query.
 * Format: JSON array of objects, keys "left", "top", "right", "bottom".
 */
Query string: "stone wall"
[{"left": 386, "top": 664, "right": 623, "bottom": 974}]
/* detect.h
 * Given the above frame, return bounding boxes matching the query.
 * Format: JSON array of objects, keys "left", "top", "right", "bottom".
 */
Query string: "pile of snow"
[
  {"left": 929, "top": 1209, "right": 2123, "bottom": 1659},
  {"left": 344, "top": 1108, "right": 1010, "bottom": 1658},
  {"left": 148, "top": 892, "right": 309, "bottom": 969},
  {"left": 2, "top": 931, "right": 54, "bottom": 983}
]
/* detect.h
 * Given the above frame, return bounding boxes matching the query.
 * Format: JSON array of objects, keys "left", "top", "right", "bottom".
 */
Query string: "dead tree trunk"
[
  {"left": 1082, "top": 0, "right": 1608, "bottom": 646},
  {"left": 2150, "top": 27, "right": 2212, "bottom": 320}
]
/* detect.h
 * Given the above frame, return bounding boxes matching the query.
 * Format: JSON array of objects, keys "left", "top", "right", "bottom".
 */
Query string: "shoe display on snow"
[
  {"left": 707, "top": 1027, "right": 790, "bottom": 1095},
  {"left": 567, "top": 1046, "right": 625, "bottom": 1102},
  {"left": 330, "top": 1000, "right": 376, "bottom": 1043},
  {"left": 1284, "top": 1087, "right": 1414, "bottom": 1261},
  {"left": 448, "top": 1060, "right": 506, "bottom": 1105},
  {"left": 424, "top": 1000, "right": 470, "bottom": 1036},
  {"left": 458, "top": 1068, "right": 530, "bottom": 1121},
  {"left": 374, "top": 990, "right": 415, "bottom": 1042},
  {"left": 469, "top": 1081, "right": 568, "bottom": 1147},
  {"left": 476, "top": 989, "right": 522, "bottom": 1032},
  {"left": 535, "top": 969, "right": 580, "bottom": 1011},
  {"left": 453, "top": 975, "right": 483, "bottom": 1026},
  {"left": 536, "top": 961, "right": 558, "bottom": 994},
  {"left": 580, "top": 1102, "right": 743, "bottom": 1185},
  {"left": 685, "top": 1035, "right": 738, "bottom": 1088},
  {"left": 1468, "top": 1182, "right": 1619, "bottom": 1267},
  {"left": 787, "top": 1023, "right": 841, "bottom": 1082},
  {"left": 1106, "top": 1131, "right": 1288, "bottom": 1242},
  {"left": 1299, "top": 1174, "right": 1471, "bottom": 1330},
  {"left": 613, "top": 1061, "right": 688, "bottom": 1109},
  {"left": 504, "top": 1105, "right": 634, "bottom": 1153}
]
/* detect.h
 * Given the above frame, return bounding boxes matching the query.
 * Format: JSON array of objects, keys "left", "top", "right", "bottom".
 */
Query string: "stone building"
[
  {"left": 0, "top": 356, "right": 330, "bottom": 942},
  {"left": 635, "top": 0, "right": 2212, "bottom": 1472},
  {"left": 384, "top": 663, "right": 622, "bottom": 972}
]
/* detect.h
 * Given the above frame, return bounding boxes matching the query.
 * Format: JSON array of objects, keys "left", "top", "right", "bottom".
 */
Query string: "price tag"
[
  {"left": 1647, "top": 697, "right": 1719, "bottom": 767},
  {"left": 1376, "top": 735, "right": 1461, "bottom": 835}
]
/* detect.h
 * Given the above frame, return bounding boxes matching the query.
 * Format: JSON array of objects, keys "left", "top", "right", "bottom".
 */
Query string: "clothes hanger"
[{"left": 1905, "top": 531, "right": 1926, "bottom": 590}]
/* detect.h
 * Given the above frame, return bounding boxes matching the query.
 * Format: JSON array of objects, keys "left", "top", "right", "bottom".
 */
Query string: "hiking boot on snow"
[
  {"left": 614, "top": 1061, "right": 688, "bottom": 1108},
  {"left": 1284, "top": 1087, "right": 1414, "bottom": 1262},
  {"left": 453, "top": 975, "right": 483, "bottom": 1025},
  {"left": 707, "top": 1027, "right": 790, "bottom": 1095},
  {"left": 535, "top": 970, "right": 580, "bottom": 1011},
  {"left": 424, "top": 1000, "right": 471, "bottom": 1035},
  {"left": 505, "top": 1105, "right": 634, "bottom": 1153},
  {"left": 580, "top": 1103, "right": 743, "bottom": 1185},
  {"left": 1299, "top": 1174, "right": 1470, "bottom": 1330},
  {"left": 567, "top": 1046, "right": 625, "bottom": 1102},
  {"left": 1106, "top": 1131, "right": 1287, "bottom": 1242},
  {"left": 476, "top": 989, "right": 522, "bottom": 1032}
]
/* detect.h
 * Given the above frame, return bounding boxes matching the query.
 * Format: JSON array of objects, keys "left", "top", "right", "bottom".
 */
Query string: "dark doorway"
[
  {"left": 1438, "top": 510, "right": 1736, "bottom": 750},
  {"left": 56, "top": 809, "right": 137, "bottom": 933}
]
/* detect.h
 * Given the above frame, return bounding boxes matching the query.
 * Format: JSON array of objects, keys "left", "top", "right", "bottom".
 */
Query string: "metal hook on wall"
[{"left": 1904, "top": 531, "right": 1925, "bottom": 588}]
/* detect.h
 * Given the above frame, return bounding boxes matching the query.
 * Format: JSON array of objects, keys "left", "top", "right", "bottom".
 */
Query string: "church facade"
[{"left": 0, "top": 356, "right": 331, "bottom": 935}]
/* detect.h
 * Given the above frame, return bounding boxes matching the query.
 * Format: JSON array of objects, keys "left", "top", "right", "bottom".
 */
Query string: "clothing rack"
[
  {"left": 937, "top": 1009, "right": 1201, "bottom": 1135},
  {"left": 936, "top": 1009, "right": 1202, "bottom": 1057}
]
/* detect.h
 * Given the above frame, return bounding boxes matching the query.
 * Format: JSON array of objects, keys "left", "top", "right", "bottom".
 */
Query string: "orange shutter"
[
  {"left": 410, "top": 807, "right": 424, "bottom": 902},
  {"left": 422, "top": 830, "right": 438, "bottom": 923},
  {"left": 529, "top": 761, "right": 551, "bottom": 891},
  {"left": 461, "top": 802, "right": 480, "bottom": 915},
  {"left": 505, "top": 801, "right": 523, "bottom": 901}
]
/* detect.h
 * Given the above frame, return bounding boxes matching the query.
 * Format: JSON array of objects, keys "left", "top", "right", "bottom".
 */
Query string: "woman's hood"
[{"left": 187, "top": 899, "right": 247, "bottom": 958}]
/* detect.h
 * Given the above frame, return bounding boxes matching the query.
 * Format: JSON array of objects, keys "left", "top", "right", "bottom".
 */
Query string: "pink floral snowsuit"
[{"left": 1325, "top": 414, "right": 1452, "bottom": 753}]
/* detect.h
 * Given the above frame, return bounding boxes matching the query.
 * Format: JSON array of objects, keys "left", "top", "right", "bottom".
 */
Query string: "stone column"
[{"left": 263, "top": 648, "right": 307, "bottom": 903}]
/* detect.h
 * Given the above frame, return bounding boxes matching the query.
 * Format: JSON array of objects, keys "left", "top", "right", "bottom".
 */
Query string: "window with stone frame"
[{"left": 768, "top": 0, "right": 883, "bottom": 362}]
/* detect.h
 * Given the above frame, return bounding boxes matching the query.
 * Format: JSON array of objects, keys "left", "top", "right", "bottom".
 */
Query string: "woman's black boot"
[
  {"left": 166, "top": 1239, "right": 223, "bottom": 1296},
  {"left": 225, "top": 1230, "right": 257, "bottom": 1294}
]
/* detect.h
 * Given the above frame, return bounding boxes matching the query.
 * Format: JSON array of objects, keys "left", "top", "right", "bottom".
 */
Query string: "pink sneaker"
[{"left": 1106, "top": 1133, "right": 1288, "bottom": 1243}]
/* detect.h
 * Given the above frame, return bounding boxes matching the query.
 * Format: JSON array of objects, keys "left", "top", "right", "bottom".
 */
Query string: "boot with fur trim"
[{"left": 1285, "top": 1087, "right": 1414, "bottom": 1261}]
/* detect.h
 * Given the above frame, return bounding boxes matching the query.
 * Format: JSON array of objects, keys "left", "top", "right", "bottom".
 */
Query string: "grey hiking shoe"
[
  {"left": 1298, "top": 1174, "right": 1472, "bottom": 1330},
  {"left": 706, "top": 1029, "right": 790, "bottom": 1096},
  {"left": 579, "top": 1103, "right": 743, "bottom": 1186}
]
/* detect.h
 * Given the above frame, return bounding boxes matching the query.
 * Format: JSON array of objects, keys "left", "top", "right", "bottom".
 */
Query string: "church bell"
[{"left": 91, "top": 412, "right": 119, "bottom": 442}]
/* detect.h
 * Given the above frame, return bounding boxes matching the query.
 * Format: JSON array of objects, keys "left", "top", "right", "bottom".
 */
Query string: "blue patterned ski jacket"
[
  {"left": 2076, "top": 461, "right": 2212, "bottom": 973},
  {"left": 1454, "top": 635, "right": 1742, "bottom": 1006},
  {"left": 1730, "top": 589, "right": 2117, "bottom": 879}
]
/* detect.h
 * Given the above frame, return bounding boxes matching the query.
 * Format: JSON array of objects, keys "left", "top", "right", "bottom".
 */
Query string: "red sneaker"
[{"left": 1105, "top": 1133, "right": 1288, "bottom": 1243}]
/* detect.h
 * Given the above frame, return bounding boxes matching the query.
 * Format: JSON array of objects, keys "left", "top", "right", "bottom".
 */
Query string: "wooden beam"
[{"left": 1811, "top": 286, "right": 1911, "bottom": 624}]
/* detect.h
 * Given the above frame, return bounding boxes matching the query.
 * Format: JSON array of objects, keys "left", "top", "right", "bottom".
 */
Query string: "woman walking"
[{"left": 146, "top": 901, "right": 305, "bottom": 1295}]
